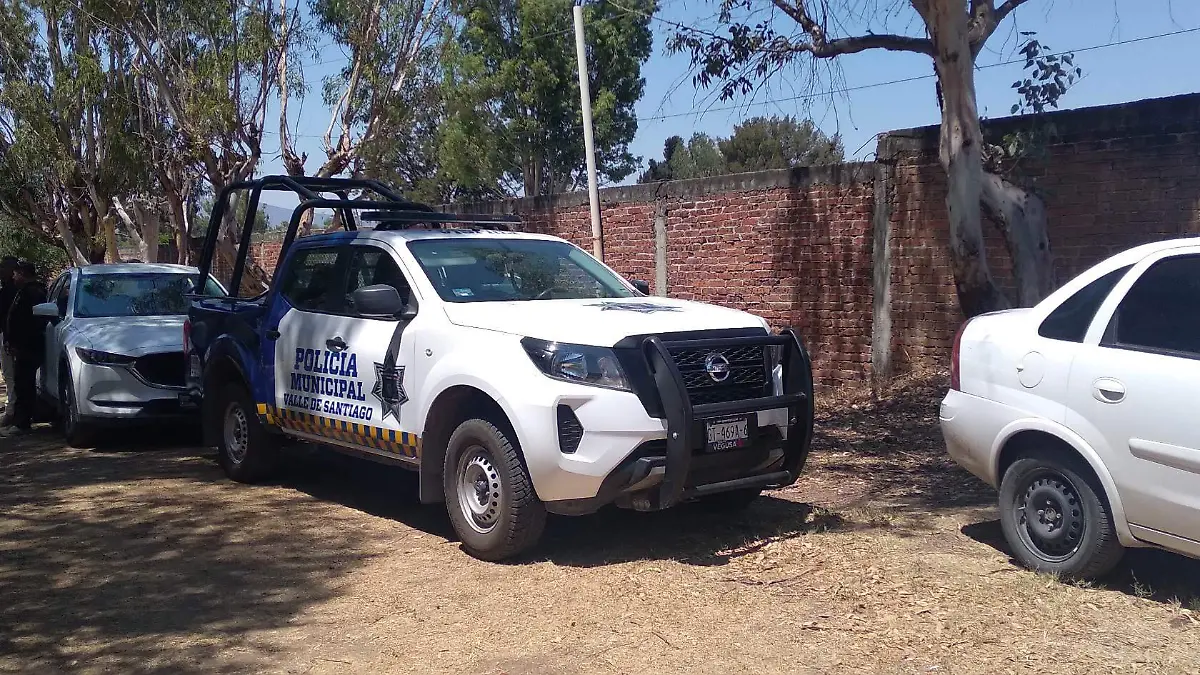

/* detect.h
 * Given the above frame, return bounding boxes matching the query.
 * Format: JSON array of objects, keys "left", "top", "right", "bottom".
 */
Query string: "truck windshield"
[
  {"left": 407, "top": 238, "right": 637, "bottom": 303},
  {"left": 76, "top": 273, "right": 224, "bottom": 318}
]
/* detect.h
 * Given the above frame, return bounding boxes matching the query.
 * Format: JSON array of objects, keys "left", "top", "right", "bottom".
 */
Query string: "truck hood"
[
  {"left": 72, "top": 315, "right": 185, "bottom": 356},
  {"left": 441, "top": 297, "right": 767, "bottom": 347}
]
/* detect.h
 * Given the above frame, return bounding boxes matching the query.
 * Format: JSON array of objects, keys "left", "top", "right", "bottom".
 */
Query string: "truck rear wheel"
[
  {"left": 215, "top": 383, "right": 279, "bottom": 483},
  {"left": 443, "top": 418, "right": 546, "bottom": 561}
]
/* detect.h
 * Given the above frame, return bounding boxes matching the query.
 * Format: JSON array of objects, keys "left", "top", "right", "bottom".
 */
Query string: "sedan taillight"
[{"left": 950, "top": 319, "right": 970, "bottom": 391}]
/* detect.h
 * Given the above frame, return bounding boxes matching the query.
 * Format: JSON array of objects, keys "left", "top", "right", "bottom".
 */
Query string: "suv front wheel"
[
  {"left": 60, "top": 368, "right": 95, "bottom": 448},
  {"left": 999, "top": 453, "right": 1125, "bottom": 580},
  {"left": 215, "top": 384, "right": 280, "bottom": 483},
  {"left": 443, "top": 418, "right": 546, "bottom": 561}
]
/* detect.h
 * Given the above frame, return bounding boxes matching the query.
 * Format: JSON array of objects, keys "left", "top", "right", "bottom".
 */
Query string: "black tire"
[
  {"left": 60, "top": 370, "right": 96, "bottom": 448},
  {"left": 694, "top": 487, "right": 762, "bottom": 512},
  {"left": 443, "top": 418, "right": 546, "bottom": 561},
  {"left": 214, "top": 383, "right": 279, "bottom": 483},
  {"left": 999, "top": 454, "right": 1125, "bottom": 580}
]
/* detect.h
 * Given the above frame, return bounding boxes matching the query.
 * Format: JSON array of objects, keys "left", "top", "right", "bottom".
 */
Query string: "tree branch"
[
  {"left": 969, "top": 0, "right": 1034, "bottom": 55},
  {"left": 770, "top": 0, "right": 934, "bottom": 57}
]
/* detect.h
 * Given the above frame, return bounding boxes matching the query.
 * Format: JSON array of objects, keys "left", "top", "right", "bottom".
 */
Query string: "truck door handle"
[
  {"left": 326, "top": 336, "right": 347, "bottom": 352},
  {"left": 1093, "top": 378, "right": 1126, "bottom": 404},
  {"left": 266, "top": 329, "right": 280, "bottom": 340}
]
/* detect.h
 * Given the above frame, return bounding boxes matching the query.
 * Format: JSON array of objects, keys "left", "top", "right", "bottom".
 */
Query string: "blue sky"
[{"left": 258, "top": 0, "right": 1200, "bottom": 209}]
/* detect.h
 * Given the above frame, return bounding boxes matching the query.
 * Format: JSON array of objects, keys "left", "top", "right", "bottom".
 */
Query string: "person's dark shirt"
[
  {"left": 0, "top": 278, "right": 16, "bottom": 335},
  {"left": 5, "top": 281, "right": 48, "bottom": 354}
]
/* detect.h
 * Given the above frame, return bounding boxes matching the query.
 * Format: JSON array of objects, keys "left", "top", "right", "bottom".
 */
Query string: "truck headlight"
[
  {"left": 76, "top": 348, "right": 136, "bottom": 366},
  {"left": 521, "top": 338, "right": 630, "bottom": 391}
]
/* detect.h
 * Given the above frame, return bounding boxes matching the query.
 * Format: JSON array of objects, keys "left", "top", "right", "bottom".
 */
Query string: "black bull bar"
[{"left": 641, "top": 328, "right": 815, "bottom": 509}]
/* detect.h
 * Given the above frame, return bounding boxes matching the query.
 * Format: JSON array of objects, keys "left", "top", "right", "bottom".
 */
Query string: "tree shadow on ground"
[
  {"left": 0, "top": 428, "right": 379, "bottom": 674},
  {"left": 530, "top": 496, "right": 847, "bottom": 568},
  {"left": 269, "top": 444, "right": 848, "bottom": 568},
  {"left": 962, "top": 519, "right": 1200, "bottom": 607},
  {"left": 796, "top": 371, "right": 995, "bottom": 528}
]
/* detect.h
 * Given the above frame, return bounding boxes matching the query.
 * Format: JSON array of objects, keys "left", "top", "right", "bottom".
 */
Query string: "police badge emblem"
[{"left": 372, "top": 351, "right": 408, "bottom": 421}]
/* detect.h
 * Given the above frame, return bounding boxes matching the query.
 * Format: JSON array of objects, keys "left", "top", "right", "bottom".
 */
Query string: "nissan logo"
[{"left": 704, "top": 352, "right": 731, "bottom": 383}]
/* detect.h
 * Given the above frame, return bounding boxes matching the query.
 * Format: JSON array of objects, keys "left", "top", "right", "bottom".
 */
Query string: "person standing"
[
  {"left": 0, "top": 256, "right": 18, "bottom": 425},
  {"left": 1, "top": 262, "right": 47, "bottom": 436}
]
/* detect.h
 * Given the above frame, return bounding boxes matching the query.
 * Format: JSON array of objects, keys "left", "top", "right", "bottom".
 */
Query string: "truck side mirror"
[
  {"left": 631, "top": 280, "right": 650, "bottom": 295},
  {"left": 352, "top": 284, "right": 406, "bottom": 319}
]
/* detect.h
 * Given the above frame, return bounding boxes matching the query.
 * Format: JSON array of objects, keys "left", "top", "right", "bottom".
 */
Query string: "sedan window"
[
  {"left": 1038, "top": 266, "right": 1131, "bottom": 343},
  {"left": 1103, "top": 255, "right": 1200, "bottom": 358}
]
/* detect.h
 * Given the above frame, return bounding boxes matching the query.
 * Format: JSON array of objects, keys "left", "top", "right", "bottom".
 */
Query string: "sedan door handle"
[
  {"left": 326, "top": 336, "right": 347, "bottom": 352},
  {"left": 1093, "top": 378, "right": 1126, "bottom": 404}
]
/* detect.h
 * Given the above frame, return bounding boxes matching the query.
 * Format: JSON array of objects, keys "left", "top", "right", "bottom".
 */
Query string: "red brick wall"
[
  {"left": 453, "top": 167, "right": 877, "bottom": 386},
  {"left": 661, "top": 183, "right": 875, "bottom": 384},
  {"left": 222, "top": 93, "right": 1200, "bottom": 389},
  {"left": 886, "top": 93, "right": 1200, "bottom": 370}
]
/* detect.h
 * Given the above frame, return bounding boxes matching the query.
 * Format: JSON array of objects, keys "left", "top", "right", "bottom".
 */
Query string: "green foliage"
[
  {"left": 984, "top": 34, "right": 1082, "bottom": 186},
  {"left": 1010, "top": 33, "right": 1080, "bottom": 116},
  {"left": 639, "top": 133, "right": 727, "bottom": 182},
  {"left": 196, "top": 196, "right": 269, "bottom": 235},
  {"left": 639, "top": 116, "right": 842, "bottom": 182},
  {"left": 440, "top": 0, "right": 655, "bottom": 197},
  {"left": 0, "top": 217, "right": 68, "bottom": 277},
  {"left": 719, "top": 116, "right": 843, "bottom": 172}
]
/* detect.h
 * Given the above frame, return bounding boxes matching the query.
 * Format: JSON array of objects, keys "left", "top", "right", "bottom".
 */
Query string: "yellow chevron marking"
[{"left": 258, "top": 404, "right": 420, "bottom": 457}]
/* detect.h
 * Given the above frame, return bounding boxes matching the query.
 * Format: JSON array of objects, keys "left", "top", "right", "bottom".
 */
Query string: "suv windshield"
[
  {"left": 76, "top": 273, "right": 224, "bottom": 318},
  {"left": 407, "top": 238, "right": 637, "bottom": 303}
]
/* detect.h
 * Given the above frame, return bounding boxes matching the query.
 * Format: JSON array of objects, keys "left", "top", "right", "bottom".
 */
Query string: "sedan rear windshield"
[
  {"left": 406, "top": 238, "right": 637, "bottom": 303},
  {"left": 75, "top": 273, "right": 222, "bottom": 318}
]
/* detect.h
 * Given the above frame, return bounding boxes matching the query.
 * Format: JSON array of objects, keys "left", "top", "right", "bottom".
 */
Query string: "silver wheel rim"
[
  {"left": 223, "top": 402, "right": 249, "bottom": 465},
  {"left": 456, "top": 446, "right": 502, "bottom": 534}
]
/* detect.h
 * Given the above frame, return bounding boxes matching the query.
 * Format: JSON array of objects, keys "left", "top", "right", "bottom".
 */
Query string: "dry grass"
[{"left": 3, "top": 374, "right": 1200, "bottom": 674}]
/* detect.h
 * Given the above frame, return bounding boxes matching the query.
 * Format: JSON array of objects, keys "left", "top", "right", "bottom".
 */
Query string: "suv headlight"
[
  {"left": 76, "top": 348, "right": 136, "bottom": 366},
  {"left": 521, "top": 338, "right": 630, "bottom": 391}
]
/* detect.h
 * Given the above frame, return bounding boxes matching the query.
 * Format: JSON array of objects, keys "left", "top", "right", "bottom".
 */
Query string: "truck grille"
[
  {"left": 667, "top": 343, "right": 769, "bottom": 407},
  {"left": 134, "top": 352, "right": 186, "bottom": 388}
]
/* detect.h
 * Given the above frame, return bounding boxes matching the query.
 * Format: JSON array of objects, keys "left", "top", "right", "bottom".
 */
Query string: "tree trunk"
[
  {"left": 55, "top": 214, "right": 90, "bottom": 267},
  {"left": 133, "top": 203, "right": 160, "bottom": 263},
  {"left": 112, "top": 197, "right": 146, "bottom": 260},
  {"left": 981, "top": 172, "right": 1055, "bottom": 306},
  {"left": 166, "top": 190, "right": 189, "bottom": 265},
  {"left": 924, "top": 0, "right": 1008, "bottom": 318}
]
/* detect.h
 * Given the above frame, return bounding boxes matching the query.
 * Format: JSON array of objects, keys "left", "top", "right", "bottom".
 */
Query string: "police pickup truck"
[{"left": 186, "top": 176, "right": 815, "bottom": 560}]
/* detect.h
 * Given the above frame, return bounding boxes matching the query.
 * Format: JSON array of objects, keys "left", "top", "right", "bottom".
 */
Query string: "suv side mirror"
[
  {"left": 33, "top": 301, "right": 62, "bottom": 323},
  {"left": 352, "top": 284, "right": 408, "bottom": 319},
  {"left": 631, "top": 280, "right": 650, "bottom": 295}
]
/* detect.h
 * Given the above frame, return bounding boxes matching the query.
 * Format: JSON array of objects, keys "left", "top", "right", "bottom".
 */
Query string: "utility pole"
[{"left": 572, "top": 1, "right": 603, "bottom": 261}]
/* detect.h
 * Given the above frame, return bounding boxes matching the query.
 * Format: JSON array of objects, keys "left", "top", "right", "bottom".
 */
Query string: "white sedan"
[
  {"left": 34, "top": 263, "right": 225, "bottom": 446},
  {"left": 940, "top": 237, "right": 1200, "bottom": 580}
]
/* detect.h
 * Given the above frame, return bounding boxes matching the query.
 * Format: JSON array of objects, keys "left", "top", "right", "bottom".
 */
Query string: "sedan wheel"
[
  {"left": 999, "top": 454, "right": 1125, "bottom": 580},
  {"left": 1013, "top": 469, "right": 1085, "bottom": 563}
]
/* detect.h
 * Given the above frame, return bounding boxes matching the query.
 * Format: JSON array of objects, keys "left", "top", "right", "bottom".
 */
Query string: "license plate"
[
  {"left": 705, "top": 415, "right": 753, "bottom": 452},
  {"left": 188, "top": 355, "right": 201, "bottom": 379}
]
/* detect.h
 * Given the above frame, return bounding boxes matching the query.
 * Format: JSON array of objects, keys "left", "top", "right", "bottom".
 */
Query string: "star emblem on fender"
[
  {"left": 372, "top": 351, "right": 408, "bottom": 421},
  {"left": 587, "top": 301, "right": 682, "bottom": 314}
]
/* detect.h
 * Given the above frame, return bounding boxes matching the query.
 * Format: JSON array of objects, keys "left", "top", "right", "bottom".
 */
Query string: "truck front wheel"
[
  {"left": 215, "top": 384, "right": 280, "bottom": 483},
  {"left": 443, "top": 418, "right": 546, "bottom": 561}
]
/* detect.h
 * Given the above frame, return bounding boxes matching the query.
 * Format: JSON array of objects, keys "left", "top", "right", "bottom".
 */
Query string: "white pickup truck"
[{"left": 186, "top": 176, "right": 815, "bottom": 560}]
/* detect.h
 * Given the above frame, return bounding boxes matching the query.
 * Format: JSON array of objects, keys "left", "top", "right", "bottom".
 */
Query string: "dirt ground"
[{"left": 3, "top": 373, "right": 1200, "bottom": 675}]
